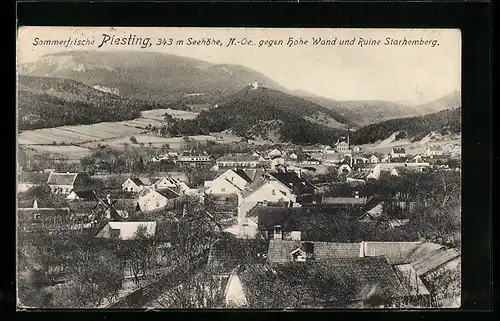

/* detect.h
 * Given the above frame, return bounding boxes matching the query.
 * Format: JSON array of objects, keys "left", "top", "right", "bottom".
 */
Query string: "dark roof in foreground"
[
  {"left": 238, "top": 257, "right": 408, "bottom": 308},
  {"left": 207, "top": 238, "right": 269, "bottom": 274}
]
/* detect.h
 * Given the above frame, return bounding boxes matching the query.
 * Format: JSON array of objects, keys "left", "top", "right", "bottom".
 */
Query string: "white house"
[
  {"left": 335, "top": 141, "right": 349, "bottom": 152},
  {"left": 424, "top": 145, "right": 443, "bottom": 157},
  {"left": 390, "top": 147, "right": 407, "bottom": 159},
  {"left": 154, "top": 176, "right": 179, "bottom": 190},
  {"left": 137, "top": 188, "right": 180, "bottom": 212},
  {"left": 205, "top": 169, "right": 252, "bottom": 195},
  {"left": 352, "top": 146, "right": 361, "bottom": 153},
  {"left": 95, "top": 221, "right": 157, "bottom": 240},
  {"left": 122, "top": 177, "right": 153, "bottom": 193},
  {"left": 289, "top": 153, "right": 298, "bottom": 160},
  {"left": 369, "top": 155, "right": 379, "bottom": 164}
]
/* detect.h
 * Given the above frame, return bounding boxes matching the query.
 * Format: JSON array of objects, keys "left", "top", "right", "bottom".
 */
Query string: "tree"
[
  {"left": 154, "top": 260, "right": 226, "bottom": 308},
  {"left": 65, "top": 239, "right": 124, "bottom": 307},
  {"left": 130, "top": 136, "right": 138, "bottom": 144}
]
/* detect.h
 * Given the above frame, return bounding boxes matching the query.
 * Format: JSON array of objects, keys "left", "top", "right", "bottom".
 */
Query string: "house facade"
[
  {"left": 424, "top": 145, "right": 443, "bottom": 157},
  {"left": 122, "top": 177, "right": 153, "bottom": 193},
  {"left": 137, "top": 188, "right": 180, "bottom": 212},
  {"left": 390, "top": 148, "right": 407, "bottom": 159}
]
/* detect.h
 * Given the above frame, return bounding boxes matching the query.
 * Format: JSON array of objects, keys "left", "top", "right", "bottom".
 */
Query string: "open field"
[
  {"left": 18, "top": 122, "right": 145, "bottom": 145},
  {"left": 141, "top": 108, "right": 199, "bottom": 121},
  {"left": 21, "top": 145, "right": 92, "bottom": 160}
]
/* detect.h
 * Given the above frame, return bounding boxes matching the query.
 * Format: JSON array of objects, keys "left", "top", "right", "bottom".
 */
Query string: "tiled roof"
[
  {"left": 322, "top": 197, "right": 368, "bottom": 205},
  {"left": 47, "top": 172, "right": 78, "bottom": 185},
  {"left": 406, "top": 244, "right": 460, "bottom": 276},
  {"left": 207, "top": 238, "right": 270, "bottom": 274},
  {"left": 238, "top": 257, "right": 407, "bottom": 308},
  {"left": 67, "top": 200, "right": 99, "bottom": 214},
  {"left": 266, "top": 240, "right": 360, "bottom": 264},
  {"left": 363, "top": 242, "right": 422, "bottom": 265}
]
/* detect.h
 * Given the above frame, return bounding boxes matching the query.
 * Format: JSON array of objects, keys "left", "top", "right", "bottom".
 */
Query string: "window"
[
  {"left": 272, "top": 189, "right": 276, "bottom": 195},
  {"left": 33, "top": 213, "right": 41, "bottom": 220},
  {"left": 221, "top": 188, "right": 226, "bottom": 192}
]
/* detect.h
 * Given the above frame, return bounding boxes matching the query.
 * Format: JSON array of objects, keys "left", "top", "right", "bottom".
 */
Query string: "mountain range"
[{"left": 17, "top": 51, "right": 460, "bottom": 137}]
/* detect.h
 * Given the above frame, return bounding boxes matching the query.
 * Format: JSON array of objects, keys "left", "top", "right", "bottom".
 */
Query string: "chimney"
[
  {"left": 301, "top": 242, "right": 315, "bottom": 260},
  {"left": 106, "top": 194, "right": 112, "bottom": 205},
  {"left": 359, "top": 241, "right": 366, "bottom": 257},
  {"left": 354, "top": 191, "right": 360, "bottom": 199},
  {"left": 273, "top": 225, "right": 282, "bottom": 240},
  {"left": 33, "top": 200, "right": 38, "bottom": 209}
]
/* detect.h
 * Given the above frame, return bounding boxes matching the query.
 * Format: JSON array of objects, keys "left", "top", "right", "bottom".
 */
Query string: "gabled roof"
[
  {"left": 238, "top": 257, "right": 407, "bottom": 308},
  {"left": 129, "top": 177, "right": 152, "bottom": 186},
  {"left": 104, "top": 221, "right": 157, "bottom": 240},
  {"left": 207, "top": 238, "right": 270, "bottom": 274},
  {"left": 47, "top": 172, "right": 78, "bottom": 185},
  {"left": 266, "top": 240, "right": 360, "bottom": 264}
]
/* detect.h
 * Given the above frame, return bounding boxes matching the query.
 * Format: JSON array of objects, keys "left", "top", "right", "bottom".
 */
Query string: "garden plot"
[{"left": 26, "top": 145, "right": 92, "bottom": 159}]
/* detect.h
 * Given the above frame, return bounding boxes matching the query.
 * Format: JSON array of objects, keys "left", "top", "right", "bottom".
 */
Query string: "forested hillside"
[
  {"left": 18, "top": 75, "right": 166, "bottom": 130},
  {"left": 350, "top": 107, "right": 461, "bottom": 145},
  {"left": 166, "top": 86, "right": 348, "bottom": 145}
]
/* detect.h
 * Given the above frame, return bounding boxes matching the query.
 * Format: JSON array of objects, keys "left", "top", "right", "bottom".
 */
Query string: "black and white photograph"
[{"left": 16, "top": 27, "right": 461, "bottom": 309}]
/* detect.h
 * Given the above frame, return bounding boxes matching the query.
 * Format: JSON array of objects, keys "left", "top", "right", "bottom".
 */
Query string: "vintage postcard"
[{"left": 16, "top": 27, "right": 461, "bottom": 309}]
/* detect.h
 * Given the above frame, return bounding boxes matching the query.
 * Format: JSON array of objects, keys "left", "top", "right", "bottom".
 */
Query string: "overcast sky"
[{"left": 17, "top": 27, "right": 461, "bottom": 104}]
